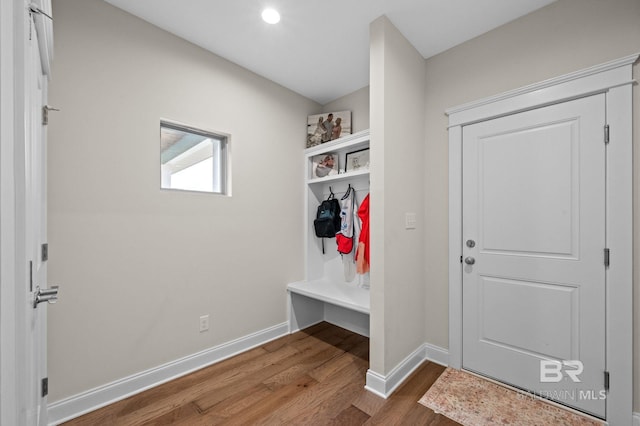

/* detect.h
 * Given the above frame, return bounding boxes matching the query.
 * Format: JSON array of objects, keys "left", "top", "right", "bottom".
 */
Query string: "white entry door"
[{"left": 462, "top": 94, "right": 606, "bottom": 418}]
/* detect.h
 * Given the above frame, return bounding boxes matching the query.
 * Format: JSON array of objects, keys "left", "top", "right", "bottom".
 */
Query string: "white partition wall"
[{"left": 366, "top": 15, "right": 428, "bottom": 397}]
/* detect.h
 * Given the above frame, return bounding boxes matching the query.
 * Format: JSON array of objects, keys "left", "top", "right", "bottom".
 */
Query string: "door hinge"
[
  {"left": 29, "top": 260, "right": 33, "bottom": 292},
  {"left": 604, "top": 124, "right": 610, "bottom": 144},
  {"left": 604, "top": 371, "right": 610, "bottom": 391},
  {"left": 604, "top": 248, "right": 610, "bottom": 267},
  {"left": 41, "top": 243, "right": 48, "bottom": 262},
  {"left": 41, "top": 377, "right": 48, "bottom": 397},
  {"left": 42, "top": 105, "right": 60, "bottom": 125}
]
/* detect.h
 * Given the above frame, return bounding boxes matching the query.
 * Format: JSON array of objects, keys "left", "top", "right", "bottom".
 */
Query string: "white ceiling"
[{"left": 103, "top": 0, "right": 556, "bottom": 105}]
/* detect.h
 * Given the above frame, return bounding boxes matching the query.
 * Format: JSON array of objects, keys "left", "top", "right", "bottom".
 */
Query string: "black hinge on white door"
[
  {"left": 604, "top": 371, "right": 610, "bottom": 392},
  {"left": 41, "top": 243, "right": 48, "bottom": 261},
  {"left": 41, "top": 377, "right": 48, "bottom": 397},
  {"left": 604, "top": 248, "right": 610, "bottom": 268},
  {"left": 604, "top": 124, "right": 610, "bottom": 144},
  {"left": 29, "top": 260, "right": 33, "bottom": 292}
]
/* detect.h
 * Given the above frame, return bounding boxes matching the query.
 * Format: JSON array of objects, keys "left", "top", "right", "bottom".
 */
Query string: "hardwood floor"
[{"left": 62, "top": 322, "right": 459, "bottom": 425}]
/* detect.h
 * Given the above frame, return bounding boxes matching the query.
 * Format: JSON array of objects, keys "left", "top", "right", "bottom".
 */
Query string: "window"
[{"left": 160, "top": 121, "right": 229, "bottom": 194}]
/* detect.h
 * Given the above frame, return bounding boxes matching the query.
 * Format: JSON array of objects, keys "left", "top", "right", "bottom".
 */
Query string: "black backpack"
[{"left": 314, "top": 191, "right": 341, "bottom": 253}]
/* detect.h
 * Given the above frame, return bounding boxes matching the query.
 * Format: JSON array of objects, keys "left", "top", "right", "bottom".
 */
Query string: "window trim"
[{"left": 160, "top": 119, "right": 231, "bottom": 195}]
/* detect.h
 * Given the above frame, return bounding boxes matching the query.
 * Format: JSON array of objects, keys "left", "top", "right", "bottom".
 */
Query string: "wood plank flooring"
[{"left": 62, "top": 322, "right": 459, "bottom": 425}]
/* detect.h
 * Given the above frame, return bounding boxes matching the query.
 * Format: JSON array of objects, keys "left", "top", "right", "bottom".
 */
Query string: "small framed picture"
[
  {"left": 345, "top": 148, "right": 369, "bottom": 173},
  {"left": 311, "top": 153, "right": 339, "bottom": 178}
]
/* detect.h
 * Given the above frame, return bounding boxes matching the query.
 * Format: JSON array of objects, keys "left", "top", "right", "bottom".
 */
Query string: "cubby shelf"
[
  {"left": 306, "top": 129, "right": 370, "bottom": 183},
  {"left": 304, "top": 129, "right": 370, "bottom": 157},
  {"left": 306, "top": 168, "right": 369, "bottom": 185},
  {"left": 287, "top": 128, "right": 370, "bottom": 337}
]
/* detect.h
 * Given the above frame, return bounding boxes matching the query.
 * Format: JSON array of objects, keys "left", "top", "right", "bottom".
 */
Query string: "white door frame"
[{"left": 447, "top": 54, "right": 637, "bottom": 424}]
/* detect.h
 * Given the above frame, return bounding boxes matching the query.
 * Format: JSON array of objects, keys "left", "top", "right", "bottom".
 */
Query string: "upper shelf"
[
  {"left": 306, "top": 129, "right": 370, "bottom": 185},
  {"left": 304, "top": 129, "right": 370, "bottom": 158}
]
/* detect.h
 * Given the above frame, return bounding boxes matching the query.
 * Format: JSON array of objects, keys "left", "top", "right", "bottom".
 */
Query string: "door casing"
[{"left": 447, "top": 54, "right": 637, "bottom": 424}]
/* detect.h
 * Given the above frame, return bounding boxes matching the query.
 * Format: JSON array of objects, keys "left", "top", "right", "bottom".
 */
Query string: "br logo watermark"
[
  {"left": 534, "top": 360, "right": 606, "bottom": 401},
  {"left": 540, "top": 360, "right": 583, "bottom": 383}
]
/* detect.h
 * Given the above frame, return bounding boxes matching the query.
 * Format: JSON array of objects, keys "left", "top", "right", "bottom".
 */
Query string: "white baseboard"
[
  {"left": 365, "top": 342, "right": 449, "bottom": 399},
  {"left": 47, "top": 322, "right": 289, "bottom": 425},
  {"left": 633, "top": 411, "right": 640, "bottom": 426},
  {"left": 423, "top": 342, "right": 449, "bottom": 367},
  {"left": 364, "top": 369, "right": 388, "bottom": 398}
]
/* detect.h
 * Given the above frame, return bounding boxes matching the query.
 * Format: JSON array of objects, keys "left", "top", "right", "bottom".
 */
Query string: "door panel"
[
  {"left": 480, "top": 120, "right": 577, "bottom": 257},
  {"left": 478, "top": 277, "right": 578, "bottom": 360},
  {"left": 462, "top": 94, "right": 606, "bottom": 418}
]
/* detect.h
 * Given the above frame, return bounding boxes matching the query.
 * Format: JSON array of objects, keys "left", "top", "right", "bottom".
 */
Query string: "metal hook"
[{"left": 341, "top": 184, "right": 352, "bottom": 200}]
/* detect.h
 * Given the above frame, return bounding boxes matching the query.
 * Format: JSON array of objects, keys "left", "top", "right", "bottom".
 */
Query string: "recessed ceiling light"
[{"left": 261, "top": 8, "right": 280, "bottom": 24}]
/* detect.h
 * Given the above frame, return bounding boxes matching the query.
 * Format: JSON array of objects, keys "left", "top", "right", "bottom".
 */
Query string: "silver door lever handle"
[
  {"left": 464, "top": 257, "right": 475, "bottom": 265},
  {"left": 34, "top": 286, "right": 58, "bottom": 308}
]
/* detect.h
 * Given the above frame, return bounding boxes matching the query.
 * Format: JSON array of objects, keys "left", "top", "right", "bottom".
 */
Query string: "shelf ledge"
[
  {"left": 304, "top": 129, "right": 370, "bottom": 156},
  {"left": 287, "top": 279, "right": 370, "bottom": 315},
  {"left": 306, "top": 168, "right": 369, "bottom": 185}
]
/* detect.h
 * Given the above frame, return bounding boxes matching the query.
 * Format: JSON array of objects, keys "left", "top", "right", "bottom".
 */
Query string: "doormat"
[{"left": 418, "top": 368, "right": 603, "bottom": 426}]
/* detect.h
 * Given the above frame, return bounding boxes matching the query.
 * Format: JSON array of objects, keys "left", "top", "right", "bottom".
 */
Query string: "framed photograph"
[
  {"left": 311, "top": 153, "right": 339, "bottom": 179},
  {"left": 306, "top": 110, "right": 352, "bottom": 148},
  {"left": 345, "top": 148, "right": 369, "bottom": 173}
]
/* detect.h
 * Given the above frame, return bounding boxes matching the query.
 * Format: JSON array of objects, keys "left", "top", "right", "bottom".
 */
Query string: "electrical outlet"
[{"left": 199, "top": 315, "right": 209, "bottom": 332}]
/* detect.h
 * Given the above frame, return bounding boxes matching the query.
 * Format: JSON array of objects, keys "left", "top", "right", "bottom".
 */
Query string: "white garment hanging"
[
  {"left": 338, "top": 185, "right": 355, "bottom": 238},
  {"left": 338, "top": 186, "right": 358, "bottom": 282}
]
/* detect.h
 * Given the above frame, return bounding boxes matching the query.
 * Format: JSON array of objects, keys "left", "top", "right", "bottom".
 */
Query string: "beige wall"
[
  {"left": 369, "top": 16, "right": 427, "bottom": 374},
  {"left": 422, "top": 0, "right": 639, "bottom": 408},
  {"left": 322, "top": 85, "right": 370, "bottom": 133},
  {"left": 47, "top": 0, "right": 319, "bottom": 401}
]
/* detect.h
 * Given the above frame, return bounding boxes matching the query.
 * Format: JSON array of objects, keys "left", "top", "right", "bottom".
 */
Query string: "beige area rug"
[{"left": 419, "top": 368, "right": 603, "bottom": 426}]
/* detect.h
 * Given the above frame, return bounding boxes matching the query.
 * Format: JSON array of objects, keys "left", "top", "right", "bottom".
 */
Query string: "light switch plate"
[{"left": 405, "top": 213, "right": 416, "bottom": 229}]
